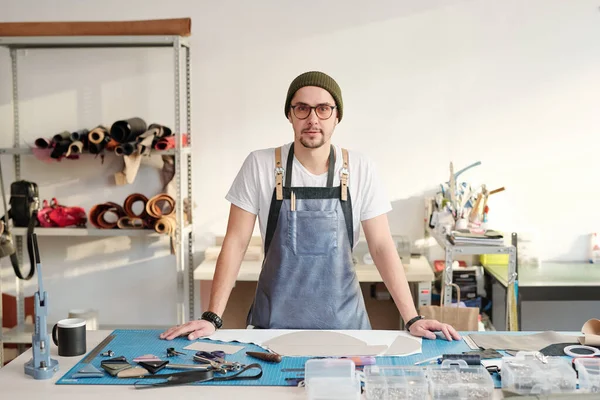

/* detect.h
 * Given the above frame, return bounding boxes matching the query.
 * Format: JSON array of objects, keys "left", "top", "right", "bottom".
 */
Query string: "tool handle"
[{"left": 246, "top": 351, "right": 282, "bottom": 363}]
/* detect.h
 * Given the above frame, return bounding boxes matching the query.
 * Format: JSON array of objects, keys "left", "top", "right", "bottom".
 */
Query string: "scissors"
[{"left": 193, "top": 351, "right": 243, "bottom": 373}]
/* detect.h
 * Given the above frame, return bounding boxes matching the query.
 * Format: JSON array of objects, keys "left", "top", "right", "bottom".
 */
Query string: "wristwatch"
[
  {"left": 405, "top": 315, "right": 424, "bottom": 331},
  {"left": 201, "top": 311, "right": 223, "bottom": 329}
]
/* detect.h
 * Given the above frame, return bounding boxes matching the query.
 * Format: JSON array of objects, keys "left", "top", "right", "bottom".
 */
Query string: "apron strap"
[
  {"left": 284, "top": 143, "right": 295, "bottom": 188},
  {"left": 275, "top": 147, "right": 284, "bottom": 200},
  {"left": 341, "top": 148, "right": 349, "bottom": 201},
  {"left": 325, "top": 145, "right": 335, "bottom": 188}
]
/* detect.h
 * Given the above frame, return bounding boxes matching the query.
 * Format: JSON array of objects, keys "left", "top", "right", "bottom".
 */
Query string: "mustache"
[{"left": 301, "top": 128, "right": 323, "bottom": 133}]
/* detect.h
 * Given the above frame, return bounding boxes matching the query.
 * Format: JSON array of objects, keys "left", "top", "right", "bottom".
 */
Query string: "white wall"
[{"left": 1, "top": 0, "right": 599, "bottom": 326}]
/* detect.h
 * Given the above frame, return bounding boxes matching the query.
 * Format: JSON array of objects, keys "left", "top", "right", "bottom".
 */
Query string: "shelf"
[
  {"left": 1, "top": 324, "right": 33, "bottom": 344},
  {"left": 11, "top": 224, "right": 192, "bottom": 237},
  {"left": 428, "top": 227, "right": 514, "bottom": 255},
  {"left": 0, "top": 35, "right": 189, "bottom": 49},
  {"left": 0, "top": 146, "right": 191, "bottom": 156},
  {"left": 2, "top": 323, "right": 173, "bottom": 345}
]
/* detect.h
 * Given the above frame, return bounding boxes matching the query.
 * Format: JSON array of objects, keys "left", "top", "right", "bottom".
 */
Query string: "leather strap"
[
  {"left": 0, "top": 157, "right": 35, "bottom": 280},
  {"left": 154, "top": 216, "right": 175, "bottom": 235},
  {"left": 341, "top": 148, "right": 349, "bottom": 201},
  {"left": 123, "top": 193, "right": 149, "bottom": 218},
  {"left": 133, "top": 363, "right": 263, "bottom": 389},
  {"left": 89, "top": 202, "right": 126, "bottom": 229},
  {"left": 275, "top": 147, "right": 283, "bottom": 200},
  {"left": 146, "top": 194, "right": 175, "bottom": 218},
  {"left": 14, "top": 212, "right": 36, "bottom": 280}
]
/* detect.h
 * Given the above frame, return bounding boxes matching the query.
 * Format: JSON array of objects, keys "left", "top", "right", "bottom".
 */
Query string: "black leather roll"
[
  {"left": 110, "top": 117, "right": 147, "bottom": 143},
  {"left": 115, "top": 141, "right": 135, "bottom": 156},
  {"left": 70, "top": 129, "right": 89, "bottom": 141}
]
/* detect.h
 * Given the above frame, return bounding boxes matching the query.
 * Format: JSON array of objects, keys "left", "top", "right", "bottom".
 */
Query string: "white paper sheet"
[{"left": 201, "top": 329, "right": 422, "bottom": 356}]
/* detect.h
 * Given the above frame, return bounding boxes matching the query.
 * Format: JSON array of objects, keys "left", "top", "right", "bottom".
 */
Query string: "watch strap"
[
  {"left": 405, "top": 315, "right": 424, "bottom": 331},
  {"left": 201, "top": 311, "right": 223, "bottom": 329}
]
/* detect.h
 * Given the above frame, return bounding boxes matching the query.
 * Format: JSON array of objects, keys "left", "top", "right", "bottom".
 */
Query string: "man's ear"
[{"left": 287, "top": 112, "right": 293, "bottom": 123}]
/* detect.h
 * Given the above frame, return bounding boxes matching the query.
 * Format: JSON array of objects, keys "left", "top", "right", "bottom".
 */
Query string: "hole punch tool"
[
  {"left": 166, "top": 347, "right": 186, "bottom": 357},
  {"left": 23, "top": 233, "right": 59, "bottom": 380}
]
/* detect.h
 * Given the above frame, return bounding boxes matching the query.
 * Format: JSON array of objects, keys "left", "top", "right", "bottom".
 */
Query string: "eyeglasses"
[{"left": 290, "top": 103, "right": 336, "bottom": 120}]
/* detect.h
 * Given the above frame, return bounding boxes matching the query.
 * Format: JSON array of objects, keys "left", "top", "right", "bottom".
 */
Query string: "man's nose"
[{"left": 307, "top": 108, "right": 320, "bottom": 123}]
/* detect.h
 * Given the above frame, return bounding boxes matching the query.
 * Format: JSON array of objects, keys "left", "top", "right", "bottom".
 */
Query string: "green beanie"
[{"left": 284, "top": 71, "right": 343, "bottom": 122}]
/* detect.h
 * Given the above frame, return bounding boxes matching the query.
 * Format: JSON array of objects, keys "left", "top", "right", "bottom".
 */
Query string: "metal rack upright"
[{"left": 0, "top": 35, "right": 195, "bottom": 367}]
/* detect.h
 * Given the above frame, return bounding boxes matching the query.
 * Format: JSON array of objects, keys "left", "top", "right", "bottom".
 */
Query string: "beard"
[{"left": 299, "top": 130, "right": 325, "bottom": 149}]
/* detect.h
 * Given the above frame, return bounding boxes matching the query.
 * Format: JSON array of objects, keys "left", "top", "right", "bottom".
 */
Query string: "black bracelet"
[
  {"left": 201, "top": 311, "right": 223, "bottom": 329},
  {"left": 405, "top": 315, "right": 423, "bottom": 331}
]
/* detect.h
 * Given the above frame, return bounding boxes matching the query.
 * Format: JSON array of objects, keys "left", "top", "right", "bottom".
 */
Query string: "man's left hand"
[{"left": 408, "top": 319, "right": 461, "bottom": 341}]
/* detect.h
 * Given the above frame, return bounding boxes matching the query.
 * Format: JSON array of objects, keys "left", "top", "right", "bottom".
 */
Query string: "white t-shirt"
[{"left": 225, "top": 142, "right": 392, "bottom": 248}]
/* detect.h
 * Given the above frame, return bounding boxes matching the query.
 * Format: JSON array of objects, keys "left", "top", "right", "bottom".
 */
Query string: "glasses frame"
[{"left": 290, "top": 103, "right": 337, "bottom": 120}]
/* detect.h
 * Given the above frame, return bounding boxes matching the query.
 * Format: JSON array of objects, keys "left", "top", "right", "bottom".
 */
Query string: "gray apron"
[{"left": 247, "top": 143, "right": 371, "bottom": 329}]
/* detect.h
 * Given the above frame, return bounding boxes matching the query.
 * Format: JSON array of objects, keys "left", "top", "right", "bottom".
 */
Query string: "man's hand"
[
  {"left": 408, "top": 319, "right": 461, "bottom": 341},
  {"left": 159, "top": 320, "right": 216, "bottom": 341}
]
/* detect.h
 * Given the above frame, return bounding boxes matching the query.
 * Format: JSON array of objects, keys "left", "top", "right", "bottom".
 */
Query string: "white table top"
[
  {"left": 194, "top": 255, "right": 434, "bottom": 283},
  {"left": 0, "top": 329, "right": 506, "bottom": 399}
]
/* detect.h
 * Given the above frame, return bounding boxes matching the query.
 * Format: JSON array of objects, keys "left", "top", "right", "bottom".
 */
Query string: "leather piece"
[
  {"left": 123, "top": 193, "right": 149, "bottom": 218},
  {"left": 154, "top": 216, "right": 175, "bottom": 234},
  {"left": 275, "top": 147, "right": 283, "bottom": 200},
  {"left": 146, "top": 194, "right": 175, "bottom": 218},
  {"left": 89, "top": 202, "right": 126, "bottom": 229},
  {"left": 153, "top": 134, "right": 189, "bottom": 151},
  {"left": 117, "top": 217, "right": 144, "bottom": 229},
  {"left": 34, "top": 138, "right": 51, "bottom": 149},
  {"left": 88, "top": 126, "right": 108, "bottom": 144},
  {"left": 0, "top": 18, "right": 191, "bottom": 37},
  {"left": 341, "top": 148, "right": 349, "bottom": 201},
  {"left": 66, "top": 140, "right": 83, "bottom": 157}
]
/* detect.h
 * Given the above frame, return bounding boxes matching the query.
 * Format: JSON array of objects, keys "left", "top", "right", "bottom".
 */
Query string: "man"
[{"left": 161, "top": 71, "right": 460, "bottom": 341}]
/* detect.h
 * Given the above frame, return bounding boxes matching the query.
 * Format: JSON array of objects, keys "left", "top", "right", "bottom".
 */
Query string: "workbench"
[
  {"left": 193, "top": 256, "right": 435, "bottom": 330},
  {"left": 483, "top": 262, "right": 600, "bottom": 331},
  {"left": 0, "top": 329, "right": 515, "bottom": 399}
]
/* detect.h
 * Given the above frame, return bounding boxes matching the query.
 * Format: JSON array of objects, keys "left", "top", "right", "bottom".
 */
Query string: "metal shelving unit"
[
  {"left": 427, "top": 228, "right": 518, "bottom": 331},
  {"left": 0, "top": 35, "right": 195, "bottom": 367}
]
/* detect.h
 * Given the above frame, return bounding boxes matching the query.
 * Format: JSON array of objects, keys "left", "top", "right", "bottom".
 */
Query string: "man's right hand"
[{"left": 159, "top": 319, "right": 216, "bottom": 341}]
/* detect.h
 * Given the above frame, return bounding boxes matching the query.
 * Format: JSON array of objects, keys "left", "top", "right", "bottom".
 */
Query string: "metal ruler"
[{"left": 82, "top": 334, "right": 116, "bottom": 364}]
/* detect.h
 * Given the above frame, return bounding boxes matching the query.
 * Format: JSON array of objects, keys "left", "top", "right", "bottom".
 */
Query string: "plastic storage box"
[
  {"left": 501, "top": 352, "right": 576, "bottom": 395},
  {"left": 427, "top": 360, "right": 494, "bottom": 399},
  {"left": 304, "top": 358, "right": 360, "bottom": 400},
  {"left": 574, "top": 358, "right": 600, "bottom": 393},
  {"left": 363, "top": 365, "right": 428, "bottom": 400}
]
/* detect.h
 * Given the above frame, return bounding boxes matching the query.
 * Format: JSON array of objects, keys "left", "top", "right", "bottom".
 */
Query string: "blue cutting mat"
[{"left": 56, "top": 329, "right": 501, "bottom": 387}]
